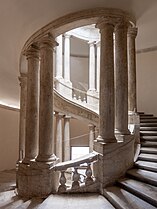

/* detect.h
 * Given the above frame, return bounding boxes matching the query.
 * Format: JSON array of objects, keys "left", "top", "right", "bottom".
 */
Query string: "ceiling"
[{"left": 1, "top": 0, "right": 157, "bottom": 107}]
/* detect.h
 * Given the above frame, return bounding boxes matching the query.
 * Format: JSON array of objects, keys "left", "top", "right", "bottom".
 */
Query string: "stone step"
[
  {"left": 140, "top": 136, "right": 157, "bottom": 141},
  {"left": 0, "top": 190, "right": 16, "bottom": 207},
  {"left": 140, "top": 131, "right": 157, "bottom": 136},
  {"left": 138, "top": 153, "right": 157, "bottom": 162},
  {"left": 117, "top": 178, "right": 157, "bottom": 208},
  {"left": 104, "top": 186, "right": 156, "bottom": 209},
  {"left": 140, "top": 116, "right": 156, "bottom": 119},
  {"left": 140, "top": 127, "right": 157, "bottom": 131},
  {"left": 140, "top": 119, "right": 157, "bottom": 123},
  {"left": 2, "top": 198, "right": 27, "bottom": 209},
  {"left": 140, "top": 123, "right": 157, "bottom": 127},
  {"left": 140, "top": 147, "right": 157, "bottom": 154},
  {"left": 141, "top": 141, "right": 157, "bottom": 147},
  {"left": 38, "top": 194, "right": 115, "bottom": 209},
  {"left": 135, "top": 160, "right": 157, "bottom": 172},
  {"left": 15, "top": 198, "right": 43, "bottom": 209},
  {"left": 126, "top": 168, "right": 157, "bottom": 186}
]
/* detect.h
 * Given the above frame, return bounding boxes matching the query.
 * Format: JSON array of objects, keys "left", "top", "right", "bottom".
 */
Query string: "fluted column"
[
  {"left": 115, "top": 20, "right": 130, "bottom": 134},
  {"left": 55, "top": 112, "right": 63, "bottom": 162},
  {"left": 96, "top": 18, "right": 116, "bottom": 142},
  {"left": 63, "top": 115, "right": 71, "bottom": 161},
  {"left": 36, "top": 34, "right": 57, "bottom": 162},
  {"left": 23, "top": 45, "right": 40, "bottom": 164},
  {"left": 96, "top": 41, "right": 100, "bottom": 92},
  {"left": 88, "top": 41, "right": 96, "bottom": 91},
  {"left": 64, "top": 33, "right": 71, "bottom": 82},
  {"left": 18, "top": 73, "right": 27, "bottom": 162},
  {"left": 88, "top": 124, "right": 95, "bottom": 152},
  {"left": 128, "top": 27, "right": 138, "bottom": 113},
  {"left": 55, "top": 35, "right": 63, "bottom": 79}
]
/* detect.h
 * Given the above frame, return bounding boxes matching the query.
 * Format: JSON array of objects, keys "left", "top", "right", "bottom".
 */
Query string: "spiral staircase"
[{"left": 1, "top": 86, "right": 157, "bottom": 208}]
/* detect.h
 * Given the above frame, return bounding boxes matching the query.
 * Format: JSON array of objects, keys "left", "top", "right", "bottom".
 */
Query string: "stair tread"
[
  {"left": 38, "top": 194, "right": 115, "bottom": 209},
  {"left": 140, "top": 136, "right": 157, "bottom": 141},
  {"left": 140, "top": 147, "right": 157, "bottom": 153},
  {"left": 141, "top": 142, "right": 157, "bottom": 148},
  {"left": 127, "top": 168, "right": 157, "bottom": 186},
  {"left": 140, "top": 127, "right": 157, "bottom": 131},
  {"left": 138, "top": 153, "right": 157, "bottom": 162},
  {"left": 104, "top": 186, "right": 156, "bottom": 209},
  {"left": 140, "top": 119, "right": 157, "bottom": 123},
  {"left": 135, "top": 160, "right": 157, "bottom": 172},
  {"left": 140, "top": 123, "right": 157, "bottom": 127},
  {"left": 118, "top": 178, "right": 157, "bottom": 207},
  {"left": 15, "top": 198, "right": 43, "bottom": 209}
]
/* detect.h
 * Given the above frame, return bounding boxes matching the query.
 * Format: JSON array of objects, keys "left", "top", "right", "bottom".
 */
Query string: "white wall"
[
  {"left": 137, "top": 50, "right": 157, "bottom": 116},
  {"left": 0, "top": 106, "right": 19, "bottom": 171}
]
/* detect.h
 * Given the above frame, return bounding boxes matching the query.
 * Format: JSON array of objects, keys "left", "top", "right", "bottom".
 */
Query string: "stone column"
[
  {"left": 96, "top": 41, "right": 100, "bottom": 92},
  {"left": 64, "top": 33, "right": 71, "bottom": 82},
  {"left": 55, "top": 35, "right": 63, "bottom": 79},
  {"left": 128, "top": 27, "right": 138, "bottom": 113},
  {"left": 63, "top": 115, "right": 71, "bottom": 161},
  {"left": 88, "top": 124, "right": 95, "bottom": 152},
  {"left": 55, "top": 112, "right": 63, "bottom": 162},
  {"left": 18, "top": 73, "right": 27, "bottom": 162},
  {"left": 115, "top": 20, "right": 130, "bottom": 134},
  {"left": 36, "top": 34, "right": 57, "bottom": 162},
  {"left": 23, "top": 45, "right": 40, "bottom": 164},
  {"left": 88, "top": 41, "right": 96, "bottom": 91},
  {"left": 96, "top": 18, "right": 116, "bottom": 142}
]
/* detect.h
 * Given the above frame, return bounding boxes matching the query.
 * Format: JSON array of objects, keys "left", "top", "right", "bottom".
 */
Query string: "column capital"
[
  {"left": 88, "top": 40, "right": 96, "bottom": 46},
  {"left": 127, "top": 27, "right": 138, "bottom": 38},
  {"left": 114, "top": 19, "right": 129, "bottom": 32},
  {"left": 96, "top": 41, "right": 100, "bottom": 47},
  {"left": 96, "top": 17, "right": 117, "bottom": 30},
  {"left": 38, "top": 33, "right": 58, "bottom": 50},
  {"left": 64, "top": 115, "right": 71, "bottom": 120},
  {"left": 55, "top": 112, "right": 64, "bottom": 118},
  {"left": 25, "top": 44, "right": 39, "bottom": 60},
  {"left": 88, "top": 124, "right": 95, "bottom": 131},
  {"left": 64, "top": 33, "right": 71, "bottom": 39}
]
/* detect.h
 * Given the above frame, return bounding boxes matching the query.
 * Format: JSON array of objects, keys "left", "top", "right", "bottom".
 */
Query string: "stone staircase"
[
  {"left": 1, "top": 112, "right": 157, "bottom": 208},
  {"left": 104, "top": 112, "right": 157, "bottom": 209}
]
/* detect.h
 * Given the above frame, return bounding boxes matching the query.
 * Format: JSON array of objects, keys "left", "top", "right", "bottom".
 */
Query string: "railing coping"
[{"left": 53, "top": 151, "right": 99, "bottom": 171}]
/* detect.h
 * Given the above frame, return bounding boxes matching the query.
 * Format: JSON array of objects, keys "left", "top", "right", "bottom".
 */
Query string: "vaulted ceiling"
[{"left": 1, "top": 0, "right": 157, "bottom": 107}]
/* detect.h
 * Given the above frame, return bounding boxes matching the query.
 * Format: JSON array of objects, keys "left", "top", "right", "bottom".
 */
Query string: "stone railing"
[
  {"left": 54, "top": 78, "right": 99, "bottom": 112},
  {"left": 53, "top": 152, "right": 99, "bottom": 193}
]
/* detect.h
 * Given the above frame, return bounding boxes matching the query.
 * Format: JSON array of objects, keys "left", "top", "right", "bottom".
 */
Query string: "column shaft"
[
  {"left": 64, "top": 33, "right": 71, "bottom": 81},
  {"left": 128, "top": 27, "right": 138, "bottom": 112},
  {"left": 23, "top": 45, "right": 39, "bottom": 163},
  {"left": 18, "top": 73, "right": 27, "bottom": 162},
  {"left": 96, "top": 42, "right": 100, "bottom": 92},
  {"left": 63, "top": 116, "right": 71, "bottom": 161},
  {"left": 55, "top": 112, "right": 63, "bottom": 162},
  {"left": 88, "top": 124, "right": 95, "bottom": 152},
  {"left": 55, "top": 35, "right": 63, "bottom": 79},
  {"left": 115, "top": 21, "right": 130, "bottom": 134},
  {"left": 88, "top": 41, "right": 96, "bottom": 91},
  {"left": 36, "top": 35, "right": 57, "bottom": 162},
  {"left": 97, "top": 19, "right": 116, "bottom": 142}
]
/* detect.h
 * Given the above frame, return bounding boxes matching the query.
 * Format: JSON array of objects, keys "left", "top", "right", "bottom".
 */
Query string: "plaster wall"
[
  {"left": 0, "top": 107, "right": 19, "bottom": 171},
  {"left": 137, "top": 50, "right": 157, "bottom": 116}
]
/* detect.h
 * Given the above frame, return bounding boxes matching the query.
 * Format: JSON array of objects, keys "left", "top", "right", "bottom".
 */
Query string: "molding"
[
  {"left": 137, "top": 46, "right": 157, "bottom": 54},
  {"left": 0, "top": 103, "right": 20, "bottom": 112}
]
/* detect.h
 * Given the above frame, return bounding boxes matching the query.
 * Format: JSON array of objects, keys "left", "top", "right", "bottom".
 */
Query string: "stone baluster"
[
  {"left": 23, "top": 44, "right": 40, "bottom": 164},
  {"left": 63, "top": 115, "right": 71, "bottom": 161},
  {"left": 55, "top": 112, "right": 63, "bottom": 162},
  {"left": 36, "top": 34, "right": 57, "bottom": 162},
  {"left": 85, "top": 163, "right": 93, "bottom": 185},
  {"left": 88, "top": 124, "right": 95, "bottom": 152},
  {"left": 72, "top": 168, "right": 80, "bottom": 190},
  {"left": 58, "top": 171, "right": 66, "bottom": 193},
  {"left": 115, "top": 19, "right": 130, "bottom": 134},
  {"left": 96, "top": 41, "right": 100, "bottom": 92},
  {"left": 18, "top": 73, "right": 27, "bottom": 162},
  {"left": 96, "top": 18, "right": 116, "bottom": 142},
  {"left": 128, "top": 27, "right": 138, "bottom": 113}
]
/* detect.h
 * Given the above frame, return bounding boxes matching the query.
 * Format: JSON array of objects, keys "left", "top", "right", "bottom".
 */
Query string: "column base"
[
  {"left": 96, "top": 135, "right": 117, "bottom": 143},
  {"left": 16, "top": 160, "right": 59, "bottom": 198},
  {"left": 115, "top": 128, "right": 130, "bottom": 135},
  {"left": 93, "top": 134, "right": 134, "bottom": 191},
  {"left": 22, "top": 157, "right": 36, "bottom": 164},
  {"left": 36, "top": 154, "right": 57, "bottom": 163}
]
